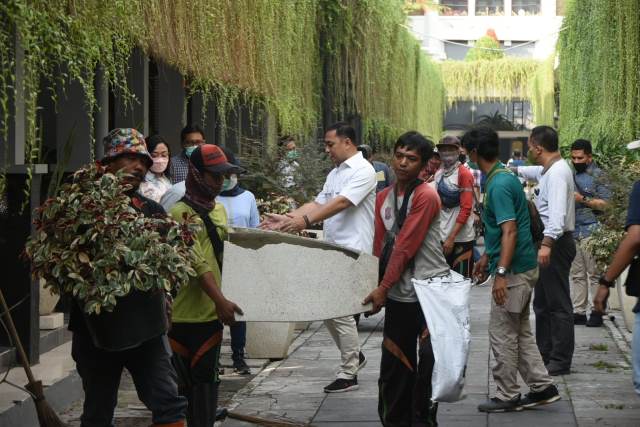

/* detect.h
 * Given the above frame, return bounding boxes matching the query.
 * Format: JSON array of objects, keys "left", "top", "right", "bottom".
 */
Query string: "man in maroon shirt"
[{"left": 364, "top": 131, "right": 450, "bottom": 427}]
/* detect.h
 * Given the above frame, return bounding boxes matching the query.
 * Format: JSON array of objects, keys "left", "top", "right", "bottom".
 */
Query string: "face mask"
[
  {"left": 286, "top": 150, "right": 299, "bottom": 161},
  {"left": 184, "top": 146, "right": 197, "bottom": 157},
  {"left": 222, "top": 174, "right": 238, "bottom": 191},
  {"left": 573, "top": 162, "right": 588, "bottom": 174},
  {"left": 150, "top": 157, "right": 168, "bottom": 174},
  {"left": 440, "top": 152, "right": 458, "bottom": 169},
  {"left": 458, "top": 154, "right": 467, "bottom": 164}
]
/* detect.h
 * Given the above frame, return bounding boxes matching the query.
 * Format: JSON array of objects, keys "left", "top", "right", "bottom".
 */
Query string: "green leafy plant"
[
  {"left": 474, "top": 110, "right": 517, "bottom": 130},
  {"left": 24, "top": 164, "right": 198, "bottom": 314},
  {"left": 583, "top": 156, "right": 640, "bottom": 270},
  {"left": 465, "top": 35, "right": 504, "bottom": 62}
]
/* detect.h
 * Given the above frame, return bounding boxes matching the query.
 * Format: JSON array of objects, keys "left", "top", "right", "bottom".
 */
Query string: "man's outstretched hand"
[{"left": 363, "top": 286, "right": 388, "bottom": 316}]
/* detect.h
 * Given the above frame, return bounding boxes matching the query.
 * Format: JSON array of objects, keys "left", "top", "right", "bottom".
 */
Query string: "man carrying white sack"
[
  {"left": 362, "top": 131, "right": 449, "bottom": 426},
  {"left": 462, "top": 127, "right": 560, "bottom": 413},
  {"left": 260, "top": 122, "right": 375, "bottom": 393}
]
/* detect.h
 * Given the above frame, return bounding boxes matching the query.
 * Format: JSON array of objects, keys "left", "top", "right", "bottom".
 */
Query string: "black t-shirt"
[
  {"left": 68, "top": 192, "right": 168, "bottom": 350},
  {"left": 625, "top": 181, "right": 640, "bottom": 313}
]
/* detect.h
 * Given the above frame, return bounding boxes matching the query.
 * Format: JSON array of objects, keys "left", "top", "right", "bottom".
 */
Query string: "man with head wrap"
[{"left": 168, "top": 145, "right": 244, "bottom": 427}]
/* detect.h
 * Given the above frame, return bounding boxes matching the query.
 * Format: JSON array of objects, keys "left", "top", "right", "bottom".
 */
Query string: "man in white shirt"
[
  {"left": 514, "top": 126, "right": 576, "bottom": 376},
  {"left": 261, "top": 122, "right": 376, "bottom": 393}
]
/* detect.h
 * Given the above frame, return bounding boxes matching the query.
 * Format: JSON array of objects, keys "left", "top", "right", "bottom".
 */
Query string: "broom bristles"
[{"left": 25, "top": 380, "right": 67, "bottom": 427}]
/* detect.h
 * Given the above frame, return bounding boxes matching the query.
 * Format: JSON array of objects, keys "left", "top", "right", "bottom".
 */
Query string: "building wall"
[{"left": 409, "top": 0, "right": 563, "bottom": 61}]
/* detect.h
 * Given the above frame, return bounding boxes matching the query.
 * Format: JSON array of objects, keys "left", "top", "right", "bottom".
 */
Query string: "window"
[
  {"left": 512, "top": 0, "right": 541, "bottom": 16},
  {"left": 476, "top": 0, "right": 505, "bottom": 16},
  {"left": 440, "top": 1, "right": 468, "bottom": 16}
]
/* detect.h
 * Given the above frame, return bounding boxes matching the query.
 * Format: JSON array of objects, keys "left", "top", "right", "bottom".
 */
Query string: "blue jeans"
[
  {"left": 634, "top": 311, "right": 640, "bottom": 395},
  {"left": 231, "top": 321, "right": 247, "bottom": 362}
]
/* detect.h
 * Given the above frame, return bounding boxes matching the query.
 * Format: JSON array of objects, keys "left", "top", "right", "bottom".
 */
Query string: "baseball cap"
[
  {"left": 102, "top": 128, "right": 153, "bottom": 168},
  {"left": 627, "top": 140, "right": 640, "bottom": 150},
  {"left": 190, "top": 145, "right": 246, "bottom": 175}
]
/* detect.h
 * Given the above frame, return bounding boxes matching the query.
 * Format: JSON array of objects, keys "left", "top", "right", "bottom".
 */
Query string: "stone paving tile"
[{"left": 221, "top": 286, "right": 640, "bottom": 427}]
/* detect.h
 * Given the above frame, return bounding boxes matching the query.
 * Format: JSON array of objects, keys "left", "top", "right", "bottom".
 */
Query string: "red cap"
[{"left": 190, "top": 145, "right": 245, "bottom": 175}]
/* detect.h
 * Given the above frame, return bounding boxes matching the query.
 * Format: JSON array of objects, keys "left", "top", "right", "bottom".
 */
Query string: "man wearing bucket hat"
[
  {"left": 594, "top": 139, "right": 640, "bottom": 396},
  {"left": 168, "top": 144, "right": 245, "bottom": 426},
  {"left": 433, "top": 135, "right": 476, "bottom": 278},
  {"left": 69, "top": 128, "right": 188, "bottom": 427}
]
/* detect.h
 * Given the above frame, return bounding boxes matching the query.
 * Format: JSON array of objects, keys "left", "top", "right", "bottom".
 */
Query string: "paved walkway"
[{"left": 222, "top": 285, "right": 640, "bottom": 427}]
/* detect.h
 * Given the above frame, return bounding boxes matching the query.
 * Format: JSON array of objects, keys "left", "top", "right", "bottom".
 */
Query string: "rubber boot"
[{"left": 188, "top": 381, "right": 219, "bottom": 427}]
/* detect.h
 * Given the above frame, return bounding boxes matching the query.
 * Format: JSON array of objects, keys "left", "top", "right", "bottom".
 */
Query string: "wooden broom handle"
[{"left": 0, "top": 288, "right": 37, "bottom": 384}]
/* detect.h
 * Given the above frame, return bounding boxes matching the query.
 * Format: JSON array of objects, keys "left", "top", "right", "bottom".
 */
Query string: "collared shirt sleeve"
[
  {"left": 544, "top": 170, "right": 571, "bottom": 239},
  {"left": 339, "top": 166, "right": 377, "bottom": 207},
  {"left": 380, "top": 186, "right": 441, "bottom": 289},
  {"left": 517, "top": 165, "right": 544, "bottom": 182},
  {"left": 594, "top": 169, "right": 612, "bottom": 201},
  {"left": 160, "top": 182, "right": 186, "bottom": 212},
  {"left": 249, "top": 193, "right": 260, "bottom": 228}
]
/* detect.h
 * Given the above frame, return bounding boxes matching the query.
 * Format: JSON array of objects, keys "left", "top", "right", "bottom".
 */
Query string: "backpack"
[
  {"left": 379, "top": 179, "right": 422, "bottom": 281},
  {"left": 485, "top": 168, "right": 544, "bottom": 246}
]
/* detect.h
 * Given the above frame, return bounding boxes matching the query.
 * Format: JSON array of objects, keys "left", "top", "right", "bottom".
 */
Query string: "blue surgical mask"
[
  {"left": 184, "top": 146, "right": 197, "bottom": 157},
  {"left": 222, "top": 175, "right": 238, "bottom": 191}
]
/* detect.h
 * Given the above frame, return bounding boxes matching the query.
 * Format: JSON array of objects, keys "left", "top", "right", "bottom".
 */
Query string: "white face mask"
[
  {"left": 222, "top": 174, "right": 238, "bottom": 191},
  {"left": 150, "top": 157, "right": 168, "bottom": 173}
]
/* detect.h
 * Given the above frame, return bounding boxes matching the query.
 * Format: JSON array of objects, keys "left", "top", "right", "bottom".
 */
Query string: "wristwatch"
[
  {"left": 598, "top": 274, "right": 615, "bottom": 288},
  {"left": 496, "top": 266, "right": 508, "bottom": 277},
  {"left": 582, "top": 195, "right": 591, "bottom": 204}
]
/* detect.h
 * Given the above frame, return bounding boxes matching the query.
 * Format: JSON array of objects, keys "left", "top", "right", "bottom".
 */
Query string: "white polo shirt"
[{"left": 315, "top": 151, "right": 376, "bottom": 254}]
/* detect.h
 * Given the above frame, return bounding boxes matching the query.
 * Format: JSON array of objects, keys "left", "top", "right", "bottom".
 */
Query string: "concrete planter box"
[
  {"left": 222, "top": 228, "right": 377, "bottom": 322},
  {"left": 245, "top": 322, "right": 296, "bottom": 360}
]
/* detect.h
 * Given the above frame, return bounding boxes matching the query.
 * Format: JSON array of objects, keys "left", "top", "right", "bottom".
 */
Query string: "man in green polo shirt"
[{"left": 462, "top": 127, "right": 560, "bottom": 413}]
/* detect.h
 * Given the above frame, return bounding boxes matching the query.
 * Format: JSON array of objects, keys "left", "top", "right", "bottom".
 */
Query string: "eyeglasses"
[{"left": 183, "top": 139, "right": 205, "bottom": 147}]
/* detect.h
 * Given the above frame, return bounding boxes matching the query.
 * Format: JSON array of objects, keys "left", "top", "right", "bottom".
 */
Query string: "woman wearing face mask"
[
  {"left": 216, "top": 148, "right": 259, "bottom": 375},
  {"left": 434, "top": 136, "right": 476, "bottom": 278},
  {"left": 140, "top": 135, "right": 172, "bottom": 203}
]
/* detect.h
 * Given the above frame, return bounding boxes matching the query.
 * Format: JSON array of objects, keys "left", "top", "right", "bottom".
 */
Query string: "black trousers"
[
  {"left": 533, "top": 233, "right": 576, "bottom": 370},
  {"left": 379, "top": 299, "right": 437, "bottom": 427},
  {"left": 71, "top": 332, "right": 187, "bottom": 427},
  {"left": 168, "top": 321, "right": 223, "bottom": 384}
]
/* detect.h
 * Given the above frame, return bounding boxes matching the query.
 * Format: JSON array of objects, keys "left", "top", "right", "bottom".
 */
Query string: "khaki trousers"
[
  {"left": 489, "top": 268, "right": 554, "bottom": 401},
  {"left": 324, "top": 316, "right": 361, "bottom": 380},
  {"left": 570, "top": 240, "right": 600, "bottom": 315}
]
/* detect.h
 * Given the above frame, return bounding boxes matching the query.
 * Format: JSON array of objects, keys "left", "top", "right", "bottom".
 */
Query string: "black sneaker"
[
  {"left": 477, "top": 397, "right": 523, "bottom": 413},
  {"left": 586, "top": 311, "right": 604, "bottom": 327},
  {"left": 357, "top": 352, "right": 367, "bottom": 371},
  {"left": 546, "top": 364, "right": 570, "bottom": 376},
  {"left": 519, "top": 384, "right": 561, "bottom": 408},
  {"left": 573, "top": 313, "right": 587, "bottom": 325},
  {"left": 233, "top": 359, "right": 251, "bottom": 375},
  {"left": 324, "top": 377, "right": 359, "bottom": 393}
]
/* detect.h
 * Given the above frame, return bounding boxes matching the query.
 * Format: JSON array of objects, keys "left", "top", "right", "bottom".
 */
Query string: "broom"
[{"left": 0, "top": 288, "right": 66, "bottom": 427}]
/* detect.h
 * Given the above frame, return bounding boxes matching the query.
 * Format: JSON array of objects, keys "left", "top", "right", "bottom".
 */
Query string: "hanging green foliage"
[
  {"left": 557, "top": 0, "right": 640, "bottom": 151},
  {"left": 440, "top": 58, "right": 555, "bottom": 125},
  {"left": 319, "top": 0, "right": 445, "bottom": 147},
  {"left": 465, "top": 35, "right": 504, "bottom": 62},
  {"left": 142, "top": 0, "right": 320, "bottom": 136}
]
